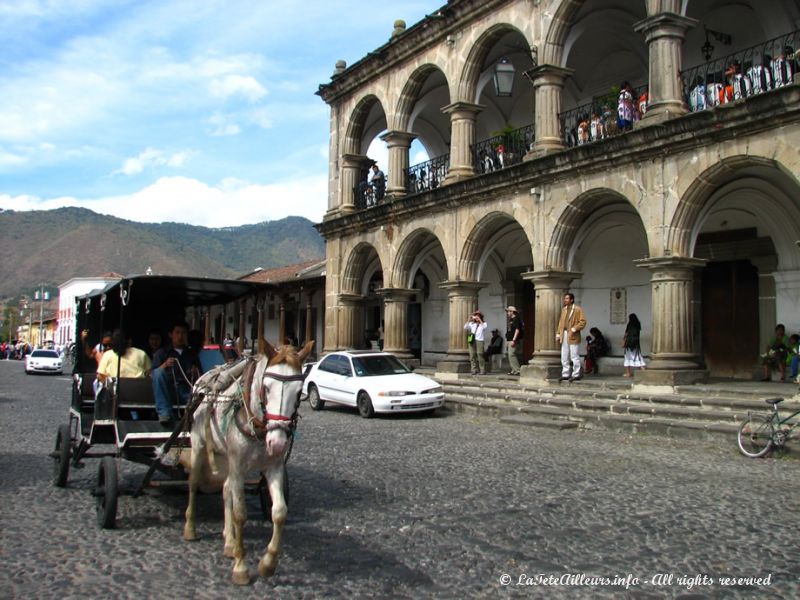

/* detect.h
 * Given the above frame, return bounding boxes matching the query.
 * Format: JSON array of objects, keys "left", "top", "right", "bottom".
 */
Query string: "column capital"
[
  {"left": 524, "top": 64, "right": 574, "bottom": 86},
  {"left": 375, "top": 287, "right": 417, "bottom": 302},
  {"left": 521, "top": 269, "right": 583, "bottom": 288},
  {"left": 441, "top": 101, "right": 484, "bottom": 118},
  {"left": 635, "top": 256, "right": 707, "bottom": 275},
  {"left": 438, "top": 280, "right": 488, "bottom": 295},
  {"left": 380, "top": 130, "right": 416, "bottom": 148},
  {"left": 341, "top": 153, "right": 372, "bottom": 168},
  {"left": 633, "top": 13, "right": 698, "bottom": 41},
  {"left": 338, "top": 292, "right": 366, "bottom": 305}
]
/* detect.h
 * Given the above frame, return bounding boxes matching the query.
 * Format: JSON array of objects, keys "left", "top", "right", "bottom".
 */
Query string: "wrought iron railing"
[
  {"left": 558, "top": 83, "right": 648, "bottom": 148},
  {"left": 406, "top": 153, "right": 450, "bottom": 194},
  {"left": 681, "top": 29, "right": 799, "bottom": 113},
  {"left": 352, "top": 181, "right": 383, "bottom": 210},
  {"left": 472, "top": 123, "right": 534, "bottom": 174}
]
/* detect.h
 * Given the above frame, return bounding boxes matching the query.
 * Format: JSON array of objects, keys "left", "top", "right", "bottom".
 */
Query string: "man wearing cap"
[
  {"left": 505, "top": 306, "right": 524, "bottom": 375},
  {"left": 556, "top": 292, "right": 587, "bottom": 381},
  {"left": 464, "top": 310, "right": 487, "bottom": 375}
]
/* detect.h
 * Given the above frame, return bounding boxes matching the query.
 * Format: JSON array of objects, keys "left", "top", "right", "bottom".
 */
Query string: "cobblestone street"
[{"left": 1, "top": 359, "right": 798, "bottom": 599}]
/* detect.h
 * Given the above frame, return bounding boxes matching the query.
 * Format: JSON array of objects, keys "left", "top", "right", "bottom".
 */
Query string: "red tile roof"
[{"left": 238, "top": 260, "right": 321, "bottom": 284}]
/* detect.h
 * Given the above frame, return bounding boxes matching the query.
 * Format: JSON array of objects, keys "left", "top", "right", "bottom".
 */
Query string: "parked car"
[
  {"left": 25, "top": 349, "right": 63, "bottom": 375},
  {"left": 302, "top": 350, "right": 444, "bottom": 418}
]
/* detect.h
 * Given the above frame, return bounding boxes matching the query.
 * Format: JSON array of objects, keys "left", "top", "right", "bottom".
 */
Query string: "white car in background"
[
  {"left": 303, "top": 350, "right": 444, "bottom": 418},
  {"left": 25, "top": 349, "right": 63, "bottom": 375}
]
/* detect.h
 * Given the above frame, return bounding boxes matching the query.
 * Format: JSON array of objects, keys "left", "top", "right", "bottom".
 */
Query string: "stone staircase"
[{"left": 425, "top": 371, "right": 800, "bottom": 451}]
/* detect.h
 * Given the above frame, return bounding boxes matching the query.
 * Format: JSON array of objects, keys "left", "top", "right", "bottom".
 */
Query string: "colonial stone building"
[{"left": 315, "top": 0, "right": 800, "bottom": 384}]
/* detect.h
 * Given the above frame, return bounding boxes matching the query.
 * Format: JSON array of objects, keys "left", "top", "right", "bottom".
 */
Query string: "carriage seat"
[{"left": 112, "top": 377, "right": 158, "bottom": 421}]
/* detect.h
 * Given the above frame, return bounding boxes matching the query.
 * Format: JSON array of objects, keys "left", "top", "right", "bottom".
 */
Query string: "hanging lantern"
[{"left": 493, "top": 57, "right": 515, "bottom": 97}]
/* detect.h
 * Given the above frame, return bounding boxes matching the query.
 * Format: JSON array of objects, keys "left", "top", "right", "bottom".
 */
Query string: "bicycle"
[{"left": 737, "top": 397, "right": 800, "bottom": 458}]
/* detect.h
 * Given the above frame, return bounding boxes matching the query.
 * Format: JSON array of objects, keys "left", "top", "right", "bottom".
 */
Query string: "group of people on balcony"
[
  {"left": 687, "top": 46, "right": 796, "bottom": 112},
  {"left": 566, "top": 82, "right": 649, "bottom": 148}
]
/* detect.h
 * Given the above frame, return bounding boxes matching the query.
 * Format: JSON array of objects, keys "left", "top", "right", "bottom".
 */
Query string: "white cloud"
[
  {"left": 114, "top": 148, "right": 195, "bottom": 176},
  {"left": 209, "top": 74, "right": 267, "bottom": 102},
  {"left": 0, "top": 174, "right": 327, "bottom": 227}
]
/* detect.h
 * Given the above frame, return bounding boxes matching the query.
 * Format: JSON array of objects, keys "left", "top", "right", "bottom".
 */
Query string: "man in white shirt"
[{"left": 463, "top": 310, "right": 488, "bottom": 375}]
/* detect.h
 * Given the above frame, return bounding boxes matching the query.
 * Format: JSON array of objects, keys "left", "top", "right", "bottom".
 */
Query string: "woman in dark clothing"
[
  {"left": 585, "top": 327, "right": 609, "bottom": 374},
  {"left": 623, "top": 314, "right": 646, "bottom": 377}
]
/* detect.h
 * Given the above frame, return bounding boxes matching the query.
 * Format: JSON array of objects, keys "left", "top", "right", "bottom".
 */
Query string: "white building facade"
[{"left": 56, "top": 275, "right": 121, "bottom": 347}]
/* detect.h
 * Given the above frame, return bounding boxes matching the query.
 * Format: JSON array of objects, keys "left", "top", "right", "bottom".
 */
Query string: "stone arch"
[
  {"left": 395, "top": 64, "right": 452, "bottom": 133},
  {"left": 457, "top": 23, "right": 533, "bottom": 103},
  {"left": 547, "top": 188, "right": 647, "bottom": 270},
  {"left": 541, "top": 0, "right": 585, "bottom": 66},
  {"left": 669, "top": 156, "right": 800, "bottom": 266},
  {"left": 459, "top": 211, "right": 533, "bottom": 280},
  {"left": 341, "top": 242, "right": 384, "bottom": 295},
  {"left": 392, "top": 228, "right": 449, "bottom": 289},
  {"left": 343, "top": 94, "right": 388, "bottom": 155}
]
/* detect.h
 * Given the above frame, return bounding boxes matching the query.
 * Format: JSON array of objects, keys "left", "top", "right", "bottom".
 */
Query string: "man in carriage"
[{"left": 151, "top": 320, "right": 201, "bottom": 426}]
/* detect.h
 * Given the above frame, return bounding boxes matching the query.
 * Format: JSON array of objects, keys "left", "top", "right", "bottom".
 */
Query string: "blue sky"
[{"left": 0, "top": 0, "right": 433, "bottom": 227}]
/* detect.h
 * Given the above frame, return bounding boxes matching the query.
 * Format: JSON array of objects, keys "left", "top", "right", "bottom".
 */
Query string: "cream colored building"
[{"left": 315, "top": 0, "right": 800, "bottom": 384}]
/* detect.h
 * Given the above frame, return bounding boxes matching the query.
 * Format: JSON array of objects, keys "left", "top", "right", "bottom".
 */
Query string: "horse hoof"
[
  {"left": 223, "top": 545, "right": 236, "bottom": 558},
  {"left": 258, "top": 558, "right": 276, "bottom": 578},
  {"left": 183, "top": 530, "right": 197, "bottom": 542},
  {"left": 232, "top": 569, "right": 251, "bottom": 586}
]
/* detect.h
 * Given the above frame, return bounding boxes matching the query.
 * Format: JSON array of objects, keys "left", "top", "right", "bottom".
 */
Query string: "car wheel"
[
  {"left": 357, "top": 391, "right": 374, "bottom": 419},
  {"left": 307, "top": 384, "right": 325, "bottom": 411}
]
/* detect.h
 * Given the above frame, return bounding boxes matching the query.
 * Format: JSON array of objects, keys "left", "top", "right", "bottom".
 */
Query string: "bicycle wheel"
[{"left": 737, "top": 414, "right": 775, "bottom": 458}]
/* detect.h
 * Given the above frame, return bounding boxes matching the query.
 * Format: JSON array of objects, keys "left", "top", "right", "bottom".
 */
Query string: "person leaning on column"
[
  {"left": 504, "top": 306, "right": 524, "bottom": 376},
  {"left": 556, "top": 292, "right": 587, "bottom": 381}
]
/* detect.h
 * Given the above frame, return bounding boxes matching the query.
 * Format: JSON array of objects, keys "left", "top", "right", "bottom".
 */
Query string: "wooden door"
[{"left": 701, "top": 261, "right": 759, "bottom": 378}]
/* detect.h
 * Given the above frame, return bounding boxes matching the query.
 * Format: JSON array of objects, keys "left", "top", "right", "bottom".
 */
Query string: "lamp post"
[{"left": 34, "top": 283, "right": 49, "bottom": 348}]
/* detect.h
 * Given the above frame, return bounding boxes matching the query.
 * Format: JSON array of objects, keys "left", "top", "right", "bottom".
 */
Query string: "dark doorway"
[{"left": 701, "top": 260, "right": 759, "bottom": 378}]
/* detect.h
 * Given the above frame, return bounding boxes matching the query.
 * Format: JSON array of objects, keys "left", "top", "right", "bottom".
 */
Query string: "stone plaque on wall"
[{"left": 610, "top": 288, "right": 627, "bottom": 324}]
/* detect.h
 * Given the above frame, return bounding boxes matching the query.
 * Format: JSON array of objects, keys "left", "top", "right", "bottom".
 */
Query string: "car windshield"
[
  {"left": 31, "top": 350, "right": 59, "bottom": 358},
  {"left": 352, "top": 355, "right": 410, "bottom": 377}
]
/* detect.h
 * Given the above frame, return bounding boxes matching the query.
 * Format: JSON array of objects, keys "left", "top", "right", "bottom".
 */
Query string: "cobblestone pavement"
[{"left": 1, "top": 359, "right": 799, "bottom": 599}]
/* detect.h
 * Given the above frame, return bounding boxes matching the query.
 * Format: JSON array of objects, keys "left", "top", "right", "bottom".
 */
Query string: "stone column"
[
  {"left": 237, "top": 300, "right": 247, "bottom": 352},
  {"left": 338, "top": 293, "right": 364, "bottom": 350},
  {"left": 521, "top": 270, "right": 582, "bottom": 381},
  {"left": 203, "top": 305, "right": 211, "bottom": 345},
  {"left": 256, "top": 296, "right": 265, "bottom": 348},
  {"left": 635, "top": 256, "right": 707, "bottom": 384},
  {"left": 526, "top": 65, "right": 574, "bottom": 157},
  {"left": 304, "top": 291, "right": 314, "bottom": 344},
  {"left": 380, "top": 130, "right": 416, "bottom": 197},
  {"left": 377, "top": 287, "right": 416, "bottom": 361},
  {"left": 340, "top": 154, "right": 370, "bottom": 212},
  {"left": 441, "top": 102, "right": 483, "bottom": 183},
  {"left": 436, "top": 281, "right": 486, "bottom": 373},
  {"left": 278, "top": 299, "right": 286, "bottom": 345},
  {"left": 634, "top": 13, "right": 697, "bottom": 125}
]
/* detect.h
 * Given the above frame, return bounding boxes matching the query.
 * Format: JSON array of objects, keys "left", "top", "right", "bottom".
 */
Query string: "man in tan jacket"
[{"left": 556, "top": 292, "right": 587, "bottom": 381}]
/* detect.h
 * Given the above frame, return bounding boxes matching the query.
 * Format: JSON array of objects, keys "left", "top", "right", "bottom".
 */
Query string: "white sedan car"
[
  {"left": 303, "top": 350, "right": 444, "bottom": 418},
  {"left": 25, "top": 349, "right": 63, "bottom": 375}
]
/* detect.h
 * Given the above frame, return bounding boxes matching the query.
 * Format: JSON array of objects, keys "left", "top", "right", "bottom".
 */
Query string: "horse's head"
[{"left": 255, "top": 338, "right": 315, "bottom": 457}]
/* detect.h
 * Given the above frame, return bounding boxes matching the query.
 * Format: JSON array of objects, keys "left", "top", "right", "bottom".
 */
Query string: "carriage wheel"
[
  {"left": 95, "top": 456, "right": 118, "bottom": 529},
  {"left": 52, "top": 424, "right": 71, "bottom": 487},
  {"left": 259, "top": 465, "right": 290, "bottom": 521}
]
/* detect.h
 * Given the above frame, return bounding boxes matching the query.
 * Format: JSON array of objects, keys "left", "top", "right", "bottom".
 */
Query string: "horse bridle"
[{"left": 237, "top": 368, "right": 306, "bottom": 440}]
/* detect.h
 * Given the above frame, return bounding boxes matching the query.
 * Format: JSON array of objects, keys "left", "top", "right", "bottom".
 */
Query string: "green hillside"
[{"left": 0, "top": 207, "right": 325, "bottom": 301}]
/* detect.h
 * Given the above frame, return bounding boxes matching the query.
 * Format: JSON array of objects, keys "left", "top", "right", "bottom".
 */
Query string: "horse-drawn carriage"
[{"left": 51, "top": 274, "right": 313, "bottom": 583}]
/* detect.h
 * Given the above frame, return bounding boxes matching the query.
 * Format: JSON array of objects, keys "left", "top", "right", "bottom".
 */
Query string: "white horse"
[{"left": 182, "top": 338, "right": 314, "bottom": 585}]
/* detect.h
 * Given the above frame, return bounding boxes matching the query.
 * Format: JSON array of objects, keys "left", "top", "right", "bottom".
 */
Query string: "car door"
[
  {"left": 335, "top": 356, "right": 359, "bottom": 406},
  {"left": 313, "top": 355, "right": 349, "bottom": 404}
]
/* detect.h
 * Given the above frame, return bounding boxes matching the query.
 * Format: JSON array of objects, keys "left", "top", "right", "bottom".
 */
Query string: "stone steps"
[{"left": 434, "top": 374, "right": 800, "bottom": 450}]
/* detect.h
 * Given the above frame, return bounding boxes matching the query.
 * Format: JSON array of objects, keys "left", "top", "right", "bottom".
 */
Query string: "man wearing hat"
[
  {"left": 556, "top": 292, "right": 587, "bottom": 381},
  {"left": 505, "top": 306, "right": 524, "bottom": 375},
  {"left": 464, "top": 310, "right": 487, "bottom": 375}
]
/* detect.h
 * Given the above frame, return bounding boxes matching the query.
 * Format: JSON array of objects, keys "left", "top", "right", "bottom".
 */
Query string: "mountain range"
[{"left": 0, "top": 207, "right": 326, "bottom": 301}]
